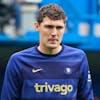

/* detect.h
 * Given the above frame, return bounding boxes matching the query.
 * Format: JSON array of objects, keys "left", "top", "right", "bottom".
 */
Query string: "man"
[{"left": 1, "top": 4, "right": 94, "bottom": 100}]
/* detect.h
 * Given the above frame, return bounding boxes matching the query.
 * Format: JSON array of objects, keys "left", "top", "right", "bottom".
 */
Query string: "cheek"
[
  {"left": 41, "top": 28, "right": 49, "bottom": 36},
  {"left": 59, "top": 32, "right": 64, "bottom": 38},
  {"left": 40, "top": 32, "right": 49, "bottom": 41}
]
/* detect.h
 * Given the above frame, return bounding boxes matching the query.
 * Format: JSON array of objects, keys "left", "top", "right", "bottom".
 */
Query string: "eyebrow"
[{"left": 44, "top": 25, "right": 64, "bottom": 29}]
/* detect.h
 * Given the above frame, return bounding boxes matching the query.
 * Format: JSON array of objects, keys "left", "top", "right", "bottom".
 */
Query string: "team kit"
[{"left": 1, "top": 45, "right": 93, "bottom": 99}]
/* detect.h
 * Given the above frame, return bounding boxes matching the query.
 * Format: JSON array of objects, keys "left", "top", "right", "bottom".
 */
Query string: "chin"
[{"left": 47, "top": 43, "right": 59, "bottom": 49}]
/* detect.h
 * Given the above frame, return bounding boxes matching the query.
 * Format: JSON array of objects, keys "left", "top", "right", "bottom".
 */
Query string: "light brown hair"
[{"left": 37, "top": 4, "right": 66, "bottom": 24}]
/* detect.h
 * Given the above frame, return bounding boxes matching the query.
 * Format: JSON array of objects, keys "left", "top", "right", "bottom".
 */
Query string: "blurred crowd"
[{"left": 0, "top": 0, "right": 23, "bottom": 37}]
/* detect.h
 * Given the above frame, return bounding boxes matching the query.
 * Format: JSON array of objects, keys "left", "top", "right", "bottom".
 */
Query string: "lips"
[
  {"left": 48, "top": 39, "right": 58, "bottom": 44},
  {"left": 48, "top": 39, "right": 58, "bottom": 41}
]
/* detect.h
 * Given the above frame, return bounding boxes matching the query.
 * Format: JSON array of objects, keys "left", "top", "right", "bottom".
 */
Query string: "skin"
[{"left": 34, "top": 17, "right": 66, "bottom": 55}]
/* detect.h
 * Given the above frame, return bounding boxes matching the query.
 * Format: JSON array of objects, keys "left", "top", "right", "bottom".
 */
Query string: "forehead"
[{"left": 41, "top": 17, "right": 65, "bottom": 26}]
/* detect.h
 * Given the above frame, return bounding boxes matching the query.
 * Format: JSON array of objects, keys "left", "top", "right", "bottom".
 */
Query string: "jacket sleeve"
[
  {"left": 77, "top": 52, "right": 94, "bottom": 100},
  {"left": 1, "top": 54, "right": 22, "bottom": 100}
]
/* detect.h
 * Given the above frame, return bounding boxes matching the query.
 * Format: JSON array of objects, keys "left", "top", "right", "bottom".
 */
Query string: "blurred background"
[{"left": 0, "top": 0, "right": 100, "bottom": 99}]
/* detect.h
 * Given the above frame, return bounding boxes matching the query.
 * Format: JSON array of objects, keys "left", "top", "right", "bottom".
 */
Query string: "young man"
[{"left": 1, "top": 4, "right": 94, "bottom": 100}]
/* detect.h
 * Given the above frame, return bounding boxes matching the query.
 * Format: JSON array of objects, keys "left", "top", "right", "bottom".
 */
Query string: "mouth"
[{"left": 48, "top": 39, "right": 58, "bottom": 44}]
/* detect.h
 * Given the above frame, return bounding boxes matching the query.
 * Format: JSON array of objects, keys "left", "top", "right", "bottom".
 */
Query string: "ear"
[{"left": 34, "top": 21, "right": 40, "bottom": 31}]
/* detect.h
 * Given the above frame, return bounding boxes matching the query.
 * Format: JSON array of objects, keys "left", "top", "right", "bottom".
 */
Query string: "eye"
[
  {"left": 56, "top": 26, "right": 63, "bottom": 30},
  {"left": 45, "top": 25, "right": 54, "bottom": 29}
]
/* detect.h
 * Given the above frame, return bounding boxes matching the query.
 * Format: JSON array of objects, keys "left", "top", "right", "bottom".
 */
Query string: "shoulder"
[
  {"left": 10, "top": 46, "right": 36, "bottom": 60},
  {"left": 63, "top": 44, "right": 86, "bottom": 58}
]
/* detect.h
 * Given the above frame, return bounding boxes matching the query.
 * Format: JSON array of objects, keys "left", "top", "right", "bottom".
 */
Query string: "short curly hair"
[{"left": 37, "top": 4, "right": 66, "bottom": 24}]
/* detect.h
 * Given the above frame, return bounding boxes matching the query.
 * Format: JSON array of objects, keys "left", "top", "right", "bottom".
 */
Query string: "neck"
[{"left": 37, "top": 45, "right": 62, "bottom": 55}]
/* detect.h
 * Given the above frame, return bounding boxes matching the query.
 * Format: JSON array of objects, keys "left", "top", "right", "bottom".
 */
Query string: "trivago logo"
[{"left": 34, "top": 82, "right": 73, "bottom": 95}]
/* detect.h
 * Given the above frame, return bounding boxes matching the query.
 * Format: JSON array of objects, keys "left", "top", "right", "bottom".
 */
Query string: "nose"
[{"left": 50, "top": 28, "right": 57, "bottom": 36}]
